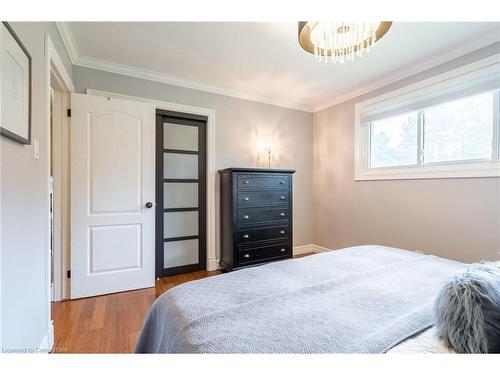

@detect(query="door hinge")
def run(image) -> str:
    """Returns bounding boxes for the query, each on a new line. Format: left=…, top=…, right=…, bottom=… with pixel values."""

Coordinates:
left=67, top=270, right=71, bottom=279
left=67, top=108, right=71, bottom=117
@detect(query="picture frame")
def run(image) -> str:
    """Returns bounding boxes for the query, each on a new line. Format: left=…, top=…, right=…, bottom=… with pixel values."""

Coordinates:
left=1, top=21, right=32, bottom=145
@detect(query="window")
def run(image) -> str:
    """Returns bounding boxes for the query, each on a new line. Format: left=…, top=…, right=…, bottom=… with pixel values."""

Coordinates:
left=370, top=112, right=418, bottom=168
left=369, top=90, right=498, bottom=168
left=355, top=55, right=500, bottom=180
left=423, top=92, right=494, bottom=163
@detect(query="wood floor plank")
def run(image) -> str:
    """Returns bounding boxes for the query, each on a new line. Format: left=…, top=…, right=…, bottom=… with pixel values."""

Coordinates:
left=89, top=296, right=106, bottom=330
left=51, top=253, right=315, bottom=353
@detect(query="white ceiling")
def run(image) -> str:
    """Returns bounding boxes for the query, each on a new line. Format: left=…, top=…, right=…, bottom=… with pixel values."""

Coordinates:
left=62, top=22, right=500, bottom=111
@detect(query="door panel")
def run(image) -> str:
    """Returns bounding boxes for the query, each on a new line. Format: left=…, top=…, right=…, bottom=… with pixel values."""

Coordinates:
left=163, top=153, right=198, bottom=179
left=163, top=122, right=198, bottom=151
left=89, top=224, right=142, bottom=273
left=163, top=239, right=199, bottom=268
left=89, top=112, right=142, bottom=214
left=71, top=93, right=155, bottom=299
left=163, top=182, right=198, bottom=208
left=156, top=110, right=207, bottom=277
left=163, top=211, right=199, bottom=238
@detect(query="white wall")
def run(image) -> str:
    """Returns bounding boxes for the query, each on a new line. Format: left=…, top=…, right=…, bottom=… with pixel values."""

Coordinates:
left=72, top=67, right=315, bottom=249
left=0, top=22, right=71, bottom=350
left=313, top=42, right=500, bottom=263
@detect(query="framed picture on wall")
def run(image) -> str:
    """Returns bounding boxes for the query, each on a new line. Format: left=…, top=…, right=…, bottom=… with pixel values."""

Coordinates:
left=1, top=21, right=32, bottom=145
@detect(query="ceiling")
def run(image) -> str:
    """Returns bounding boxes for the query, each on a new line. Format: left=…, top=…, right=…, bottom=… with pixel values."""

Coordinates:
left=61, top=22, right=500, bottom=112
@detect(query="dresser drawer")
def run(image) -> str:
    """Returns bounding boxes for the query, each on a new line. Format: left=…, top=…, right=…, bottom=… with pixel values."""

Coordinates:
left=237, top=190, right=289, bottom=207
left=237, top=174, right=289, bottom=189
left=238, top=207, right=289, bottom=226
left=238, top=244, right=291, bottom=265
left=219, top=168, right=294, bottom=271
left=237, top=226, right=289, bottom=244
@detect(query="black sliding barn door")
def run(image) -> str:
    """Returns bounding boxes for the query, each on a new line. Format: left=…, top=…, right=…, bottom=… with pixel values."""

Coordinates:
left=156, top=109, right=207, bottom=277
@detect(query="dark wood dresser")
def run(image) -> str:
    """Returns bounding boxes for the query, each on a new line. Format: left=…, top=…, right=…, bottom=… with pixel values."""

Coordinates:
left=218, top=168, right=295, bottom=271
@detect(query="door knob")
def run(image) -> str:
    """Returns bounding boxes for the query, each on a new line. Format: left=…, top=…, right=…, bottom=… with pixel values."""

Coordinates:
left=145, top=202, right=153, bottom=208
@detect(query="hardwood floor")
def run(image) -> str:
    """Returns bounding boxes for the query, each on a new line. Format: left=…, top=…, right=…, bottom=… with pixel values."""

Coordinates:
left=52, top=253, right=314, bottom=353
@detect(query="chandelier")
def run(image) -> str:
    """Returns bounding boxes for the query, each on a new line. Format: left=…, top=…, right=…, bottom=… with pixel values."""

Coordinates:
left=298, top=22, right=392, bottom=63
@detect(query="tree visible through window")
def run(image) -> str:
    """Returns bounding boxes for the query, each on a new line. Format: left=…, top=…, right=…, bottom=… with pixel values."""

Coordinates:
left=423, top=92, right=493, bottom=163
left=369, top=90, right=499, bottom=169
left=370, top=112, right=418, bottom=168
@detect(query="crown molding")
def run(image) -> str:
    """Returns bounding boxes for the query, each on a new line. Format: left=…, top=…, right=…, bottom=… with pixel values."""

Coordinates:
left=55, top=23, right=312, bottom=112
left=73, top=55, right=313, bottom=112
left=56, top=21, right=500, bottom=114
left=313, top=32, right=500, bottom=112
left=55, top=22, right=79, bottom=64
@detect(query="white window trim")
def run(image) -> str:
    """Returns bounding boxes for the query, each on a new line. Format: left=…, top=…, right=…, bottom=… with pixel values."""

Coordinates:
left=354, top=54, right=500, bottom=181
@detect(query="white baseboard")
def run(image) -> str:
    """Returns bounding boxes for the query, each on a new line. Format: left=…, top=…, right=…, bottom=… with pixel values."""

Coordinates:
left=294, top=244, right=333, bottom=255
left=293, top=244, right=315, bottom=255
left=207, top=258, right=220, bottom=271
left=311, top=244, right=332, bottom=253
left=39, top=321, right=54, bottom=353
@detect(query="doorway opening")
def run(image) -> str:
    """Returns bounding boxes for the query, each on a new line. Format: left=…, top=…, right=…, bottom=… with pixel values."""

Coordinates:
left=156, top=109, right=208, bottom=277
left=49, top=70, right=71, bottom=301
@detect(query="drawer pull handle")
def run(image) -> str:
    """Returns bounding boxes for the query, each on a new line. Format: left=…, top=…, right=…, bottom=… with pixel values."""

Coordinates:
left=243, top=180, right=249, bottom=184
left=280, top=212, right=285, bottom=217
left=243, top=234, right=249, bottom=239
left=280, top=230, right=285, bottom=234
left=243, top=253, right=250, bottom=258
left=280, top=196, right=285, bottom=200
left=244, top=197, right=249, bottom=201
left=243, top=215, right=249, bottom=219
left=280, top=248, right=286, bottom=253
left=280, top=180, right=285, bottom=184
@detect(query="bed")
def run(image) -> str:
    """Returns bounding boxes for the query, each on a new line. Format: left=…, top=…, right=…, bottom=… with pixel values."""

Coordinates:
left=135, top=245, right=466, bottom=353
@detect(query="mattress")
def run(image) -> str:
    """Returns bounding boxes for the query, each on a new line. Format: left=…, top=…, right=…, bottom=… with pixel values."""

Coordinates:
left=136, top=245, right=465, bottom=353
left=389, top=327, right=453, bottom=353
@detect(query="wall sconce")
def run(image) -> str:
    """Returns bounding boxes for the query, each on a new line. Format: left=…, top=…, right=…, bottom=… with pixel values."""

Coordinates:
left=256, top=138, right=273, bottom=168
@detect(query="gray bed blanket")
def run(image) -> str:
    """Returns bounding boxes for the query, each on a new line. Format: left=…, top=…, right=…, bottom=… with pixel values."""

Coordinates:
left=135, top=245, right=466, bottom=353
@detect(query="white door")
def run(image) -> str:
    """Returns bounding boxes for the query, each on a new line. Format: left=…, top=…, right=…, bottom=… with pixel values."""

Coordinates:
left=71, top=93, right=155, bottom=299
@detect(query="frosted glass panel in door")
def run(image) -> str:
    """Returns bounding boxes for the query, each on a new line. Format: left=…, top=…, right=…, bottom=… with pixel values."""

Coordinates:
left=164, top=183, right=198, bottom=208
left=164, top=211, right=198, bottom=238
left=164, top=239, right=199, bottom=268
left=164, top=123, right=198, bottom=151
left=163, top=153, right=198, bottom=179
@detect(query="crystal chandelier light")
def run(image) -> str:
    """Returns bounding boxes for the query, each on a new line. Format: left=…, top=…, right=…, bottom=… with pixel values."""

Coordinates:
left=298, top=22, right=392, bottom=64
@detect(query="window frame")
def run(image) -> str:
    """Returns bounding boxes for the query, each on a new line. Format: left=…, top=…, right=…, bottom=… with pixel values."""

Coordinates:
left=354, top=54, right=500, bottom=181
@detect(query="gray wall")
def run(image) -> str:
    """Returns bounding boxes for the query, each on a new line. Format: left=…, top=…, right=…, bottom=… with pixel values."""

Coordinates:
left=73, top=66, right=314, bottom=249
left=2, top=22, right=498, bottom=352
left=313, top=42, right=500, bottom=263
left=1, top=22, right=72, bottom=349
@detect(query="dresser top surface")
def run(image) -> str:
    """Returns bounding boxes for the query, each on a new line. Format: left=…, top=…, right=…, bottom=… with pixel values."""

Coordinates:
left=218, top=167, right=295, bottom=174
